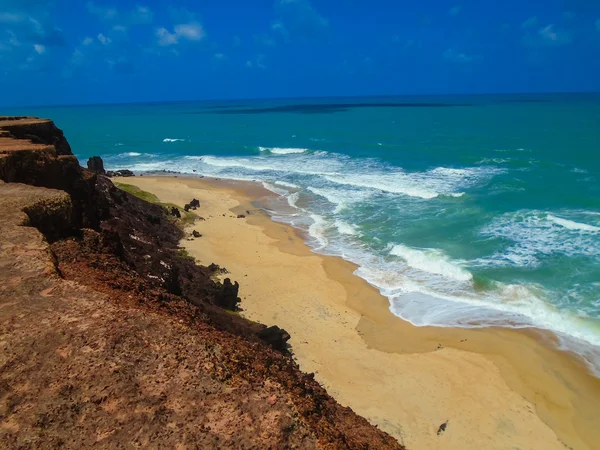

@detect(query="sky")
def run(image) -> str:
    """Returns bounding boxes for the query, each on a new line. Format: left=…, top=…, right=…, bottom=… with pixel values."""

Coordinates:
left=1, top=0, right=600, bottom=106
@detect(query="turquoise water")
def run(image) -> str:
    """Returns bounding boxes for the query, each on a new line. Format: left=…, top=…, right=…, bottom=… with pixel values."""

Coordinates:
left=10, top=94, right=600, bottom=371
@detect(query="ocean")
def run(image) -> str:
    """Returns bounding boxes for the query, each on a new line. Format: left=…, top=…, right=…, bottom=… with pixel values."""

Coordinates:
left=10, top=93, right=600, bottom=372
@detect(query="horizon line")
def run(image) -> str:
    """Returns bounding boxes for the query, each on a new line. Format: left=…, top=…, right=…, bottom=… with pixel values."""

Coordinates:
left=3, top=90, right=600, bottom=111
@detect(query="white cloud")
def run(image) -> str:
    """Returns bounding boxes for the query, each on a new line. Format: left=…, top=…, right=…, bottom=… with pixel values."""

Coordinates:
left=214, top=52, right=226, bottom=60
left=539, top=24, right=572, bottom=45
left=71, top=48, right=84, bottom=65
left=0, top=12, right=26, bottom=23
left=246, top=54, right=266, bottom=69
left=97, top=33, right=112, bottom=45
left=132, top=5, right=153, bottom=24
left=276, top=0, right=328, bottom=35
left=87, top=1, right=119, bottom=21
left=449, top=5, right=461, bottom=16
left=33, top=43, right=45, bottom=54
left=443, top=48, right=477, bottom=63
left=521, top=16, right=538, bottom=29
left=174, top=23, right=204, bottom=40
left=156, top=28, right=178, bottom=46
left=156, top=22, right=205, bottom=46
left=82, top=37, right=94, bottom=46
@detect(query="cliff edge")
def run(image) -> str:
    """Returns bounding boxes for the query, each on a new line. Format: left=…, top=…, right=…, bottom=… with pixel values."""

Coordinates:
left=0, top=117, right=403, bottom=449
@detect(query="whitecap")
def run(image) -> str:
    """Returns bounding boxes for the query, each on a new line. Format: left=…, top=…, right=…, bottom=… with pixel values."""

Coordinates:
left=389, top=244, right=473, bottom=281
left=548, top=215, right=600, bottom=233
left=259, top=146, right=308, bottom=155
left=334, top=220, right=360, bottom=236
left=163, top=138, right=186, bottom=143
left=477, top=210, right=600, bottom=267
left=308, top=214, right=329, bottom=249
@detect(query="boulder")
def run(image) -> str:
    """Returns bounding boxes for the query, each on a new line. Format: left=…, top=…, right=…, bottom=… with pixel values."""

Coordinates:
left=258, top=326, right=291, bottom=352
left=86, top=156, right=105, bottom=174
left=114, top=169, right=134, bottom=177
left=170, top=207, right=181, bottom=218
left=215, top=278, right=240, bottom=310
left=189, top=198, right=200, bottom=209
left=192, top=230, right=202, bottom=238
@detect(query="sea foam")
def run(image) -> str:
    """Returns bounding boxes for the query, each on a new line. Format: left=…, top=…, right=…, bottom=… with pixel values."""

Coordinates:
left=389, top=244, right=473, bottom=281
left=259, top=146, right=308, bottom=155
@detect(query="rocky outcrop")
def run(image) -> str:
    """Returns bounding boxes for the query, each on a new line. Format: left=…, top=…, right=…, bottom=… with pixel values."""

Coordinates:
left=0, top=117, right=403, bottom=449
left=0, top=117, right=102, bottom=234
left=86, top=156, right=105, bottom=174
left=106, top=169, right=134, bottom=177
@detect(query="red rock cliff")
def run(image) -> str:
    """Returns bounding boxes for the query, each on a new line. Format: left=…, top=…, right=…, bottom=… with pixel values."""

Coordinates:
left=0, top=117, right=404, bottom=449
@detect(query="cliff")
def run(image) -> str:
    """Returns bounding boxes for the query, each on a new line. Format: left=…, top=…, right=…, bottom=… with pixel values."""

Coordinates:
left=0, top=117, right=403, bottom=449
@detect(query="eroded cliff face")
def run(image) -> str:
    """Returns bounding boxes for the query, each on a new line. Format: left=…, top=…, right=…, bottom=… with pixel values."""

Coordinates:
left=0, top=117, right=101, bottom=235
left=0, top=117, right=403, bottom=449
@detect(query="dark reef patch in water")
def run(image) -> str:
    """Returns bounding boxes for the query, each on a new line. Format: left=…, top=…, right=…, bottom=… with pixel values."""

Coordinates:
left=190, top=102, right=473, bottom=115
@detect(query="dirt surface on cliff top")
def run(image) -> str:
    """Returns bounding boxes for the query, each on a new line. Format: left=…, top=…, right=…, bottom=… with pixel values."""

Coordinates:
left=0, top=118, right=403, bottom=449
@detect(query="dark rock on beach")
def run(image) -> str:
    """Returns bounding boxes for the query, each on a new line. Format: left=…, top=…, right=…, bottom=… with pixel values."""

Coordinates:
left=215, top=278, right=241, bottom=310
left=170, top=206, right=181, bottom=218
left=258, top=325, right=291, bottom=352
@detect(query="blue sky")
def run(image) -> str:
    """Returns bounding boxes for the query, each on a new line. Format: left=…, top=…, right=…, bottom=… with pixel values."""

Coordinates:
left=1, top=0, right=599, bottom=106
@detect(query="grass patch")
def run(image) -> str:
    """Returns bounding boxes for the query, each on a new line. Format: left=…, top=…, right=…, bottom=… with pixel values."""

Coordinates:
left=177, top=248, right=196, bottom=262
left=114, top=182, right=196, bottom=228
left=114, top=182, right=160, bottom=203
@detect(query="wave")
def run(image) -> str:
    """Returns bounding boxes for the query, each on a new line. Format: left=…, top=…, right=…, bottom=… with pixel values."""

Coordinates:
left=389, top=244, right=473, bottom=281
left=105, top=148, right=600, bottom=373
left=476, top=210, right=600, bottom=268
left=571, top=167, right=588, bottom=174
left=307, top=186, right=369, bottom=213
left=308, top=214, right=329, bottom=249
left=334, top=220, right=360, bottom=236
left=353, top=257, right=600, bottom=373
left=274, top=180, right=300, bottom=189
left=163, top=138, right=186, bottom=143
left=547, top=214, right=600, bottom=233
left=287, top=192, right=300, bottom=209
left=324, top=173, right=439, bottom=199
left=259, top=146, right=308, bottom=155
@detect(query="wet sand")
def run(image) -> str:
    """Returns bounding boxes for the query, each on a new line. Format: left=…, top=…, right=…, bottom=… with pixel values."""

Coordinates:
left=117, top=175, right=600, bottom=450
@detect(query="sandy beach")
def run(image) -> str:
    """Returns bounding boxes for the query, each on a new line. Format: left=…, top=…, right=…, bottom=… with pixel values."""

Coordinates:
left=118, top=175, right=600, bottom=450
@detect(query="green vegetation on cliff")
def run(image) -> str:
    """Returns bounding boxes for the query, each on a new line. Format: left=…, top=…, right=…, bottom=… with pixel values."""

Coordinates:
left=114, top=182, right=196, bottom=227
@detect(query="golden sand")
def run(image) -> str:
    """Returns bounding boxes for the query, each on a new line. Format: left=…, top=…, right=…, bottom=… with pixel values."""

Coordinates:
left=118, top=176, right=600, bottom=450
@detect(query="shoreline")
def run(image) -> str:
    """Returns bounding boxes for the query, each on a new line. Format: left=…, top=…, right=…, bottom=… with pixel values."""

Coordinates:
left=117, top=175, right=600, bottom=450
